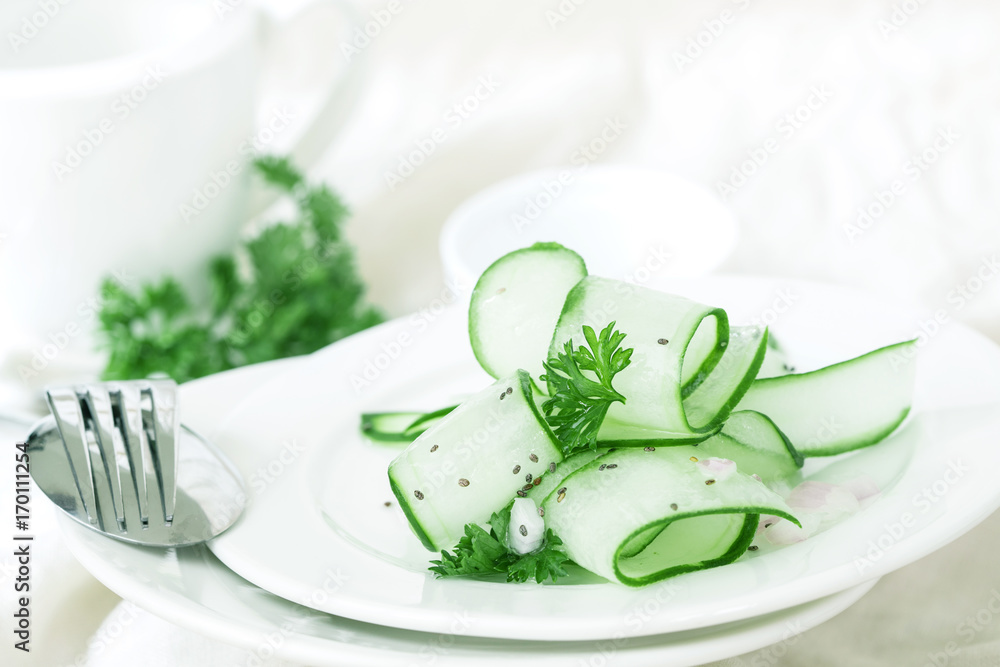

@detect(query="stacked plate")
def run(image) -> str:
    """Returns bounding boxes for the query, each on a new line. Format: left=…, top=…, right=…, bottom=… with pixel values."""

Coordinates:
left=58, top=270, right=1000, bottom=667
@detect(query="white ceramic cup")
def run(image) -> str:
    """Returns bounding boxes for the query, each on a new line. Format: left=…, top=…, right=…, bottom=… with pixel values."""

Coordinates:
left=0, top=0, right=363, bottom=388
left=439, top=164, right=740, bottom=295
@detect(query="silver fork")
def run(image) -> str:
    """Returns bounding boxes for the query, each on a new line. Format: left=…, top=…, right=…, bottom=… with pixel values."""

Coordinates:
left=28, top=379, right=245, bottom=546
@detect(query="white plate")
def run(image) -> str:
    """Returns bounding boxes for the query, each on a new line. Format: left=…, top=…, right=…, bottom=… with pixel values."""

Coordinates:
left=57, top=357, right=879, bottom=667
left=208, top=275, right=1000, bottom=641
left=60, top=518, right=878, bottom=667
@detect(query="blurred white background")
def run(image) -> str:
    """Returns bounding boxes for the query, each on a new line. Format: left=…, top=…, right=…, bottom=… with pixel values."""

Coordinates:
left=321, top=0, right=999, bottom=341
left=2, top=0, right=999, bottom=665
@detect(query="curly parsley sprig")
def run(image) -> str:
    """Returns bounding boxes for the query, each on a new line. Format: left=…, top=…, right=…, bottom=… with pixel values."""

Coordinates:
left=429, top=505, right=570, bottom=584
left=540, top=321, right=633, bottom=455
left=97, top=156, right=384, bottom=382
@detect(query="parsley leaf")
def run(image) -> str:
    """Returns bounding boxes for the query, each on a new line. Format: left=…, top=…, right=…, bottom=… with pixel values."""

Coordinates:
left=429, top=506, right=570, bottom=584
left=428, top=523, right=510, bottom=578
left=505, top=531, right=570, bottom=583
left=97, top=156, right=384, bottom=382
left=540, top=321, right=633, bottom=455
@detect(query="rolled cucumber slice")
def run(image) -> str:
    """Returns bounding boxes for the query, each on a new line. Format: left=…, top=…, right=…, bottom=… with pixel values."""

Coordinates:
left=469, top=243, right=588, bottom=380
left=697, top=410, right=803, bottom=484
left=526, top=448, right=605, bottom=505
left=360, top=405, right=458, bottom=443
left=388, top=370, right=563, bottom=551
left=756, top=334, right=795, bottom=379
left=551, top=277, right=768, bottom=443
left=540, top=446, right=798, bottom=586
left=737, top=340, right=917, bottom=457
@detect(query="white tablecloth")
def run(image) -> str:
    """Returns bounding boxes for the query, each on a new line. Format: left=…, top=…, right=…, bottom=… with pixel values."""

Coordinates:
left=5, top=0, right=1000, bottom=665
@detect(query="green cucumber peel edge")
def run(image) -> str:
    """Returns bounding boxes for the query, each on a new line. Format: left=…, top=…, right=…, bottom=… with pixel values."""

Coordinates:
left=468, top=242, right=587, bottom=379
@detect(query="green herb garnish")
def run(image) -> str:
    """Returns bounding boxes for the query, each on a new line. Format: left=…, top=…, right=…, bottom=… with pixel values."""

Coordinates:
left=97, top=156, right=384, bottom=382
left=430, top=505, right=570, bottom=584
left=540, top=321, right=633, bottom=455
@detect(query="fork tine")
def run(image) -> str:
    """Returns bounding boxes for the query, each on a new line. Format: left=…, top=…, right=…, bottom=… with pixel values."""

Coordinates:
left=145, top=380, right=179, bottom=523
left=45, top=387, right=100, bottom=526
left=112, top=383, right=150, bottom=525
left=82, top=386, right=126, bottom=531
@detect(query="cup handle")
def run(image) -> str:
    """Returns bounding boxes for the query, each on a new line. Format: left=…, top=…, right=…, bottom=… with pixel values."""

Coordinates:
left=247, top=0, right=366, bottom=214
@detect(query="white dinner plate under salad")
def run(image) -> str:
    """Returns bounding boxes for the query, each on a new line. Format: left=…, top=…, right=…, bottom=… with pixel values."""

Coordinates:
left=57, top=356, right=880, bottom=667
left=207, top=275, right=1000, bottom=641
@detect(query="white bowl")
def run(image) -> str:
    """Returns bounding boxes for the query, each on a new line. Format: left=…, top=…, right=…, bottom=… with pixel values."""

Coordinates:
left=439, top=164, right=739, bottom=292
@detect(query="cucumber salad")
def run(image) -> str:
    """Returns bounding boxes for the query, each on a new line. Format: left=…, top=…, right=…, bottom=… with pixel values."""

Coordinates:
left=362, top=243, right=917, bottom=587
